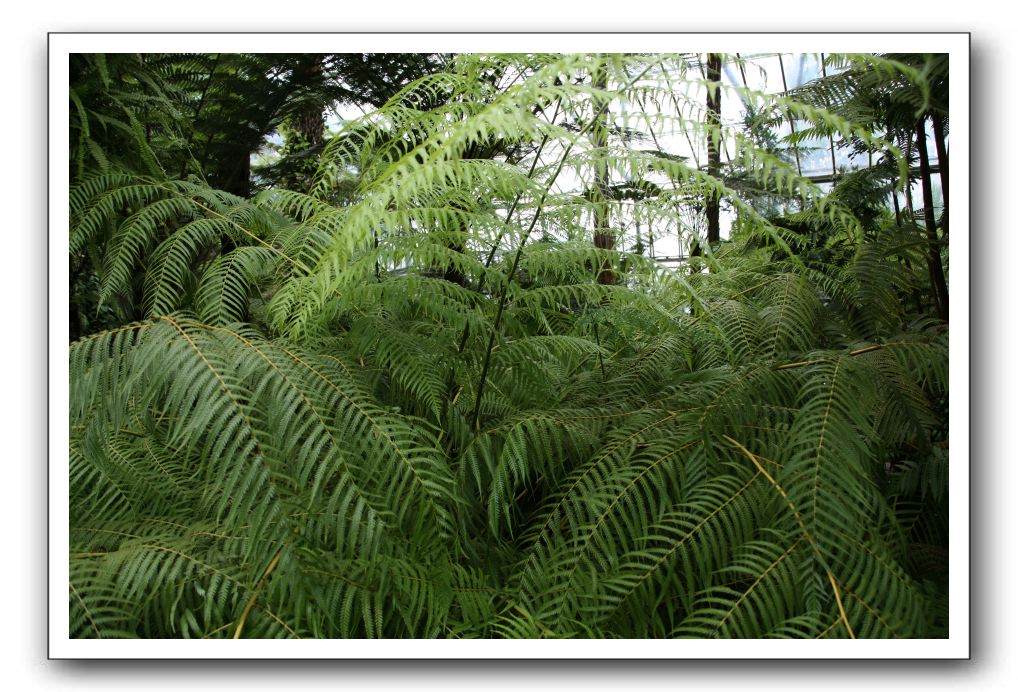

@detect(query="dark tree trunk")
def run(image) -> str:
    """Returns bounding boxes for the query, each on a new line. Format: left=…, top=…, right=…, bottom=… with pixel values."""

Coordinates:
left=294, top=55, right=326, bottom=147
left=890, top=121, right=903, bottom=229
left=932, top=111, right=949, bottom=237
left=593, top=230, right=615, bottom=284
left=224, top=154, right=251, bottom=199
left=70, top=302, right=81, bottom=342
left=915, top=118, right=949, bottom=321
left=820, top=54, right=837, bottom=177
left=69, top=256, right=83, bottom=342
left=705, top=52, right=722, bottom=248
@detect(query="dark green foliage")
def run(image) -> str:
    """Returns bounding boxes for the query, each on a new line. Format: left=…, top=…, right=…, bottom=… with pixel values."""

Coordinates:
left=68, top=52, right=949, bottom=639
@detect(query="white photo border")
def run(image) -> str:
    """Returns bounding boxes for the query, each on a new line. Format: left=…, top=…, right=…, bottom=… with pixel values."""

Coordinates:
left=49, top=32, right=970, bottom=659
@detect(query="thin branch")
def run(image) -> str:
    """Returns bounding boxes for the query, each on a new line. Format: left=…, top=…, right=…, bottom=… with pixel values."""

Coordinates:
left=470, top=60, right=656, bottom=431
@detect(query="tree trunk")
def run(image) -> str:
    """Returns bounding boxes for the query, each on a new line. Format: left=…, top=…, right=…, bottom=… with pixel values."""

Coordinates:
left=915, top=118, right=949, bottom=321
left=932, top=111, right=949, bottom=237
left=592, top=62, right=614, bottom=284
left=705, top=52, right=722, bottom=248
left=820, top=54, right=838, bottom=177
left=224, top=154, right=251, bottom=199
left=294, top=55, right=326, bottom=146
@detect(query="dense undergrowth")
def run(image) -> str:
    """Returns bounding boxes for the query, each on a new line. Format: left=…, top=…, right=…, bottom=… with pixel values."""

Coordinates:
left=68, top=52, right=949, bottom=638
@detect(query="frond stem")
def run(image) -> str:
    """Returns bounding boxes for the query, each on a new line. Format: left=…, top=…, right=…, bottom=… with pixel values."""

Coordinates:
left=774, top=343, right=883, bottom=371
left=232, top=545, right=285, bottom=639
left=827, top=570, right=857, bottom=640
left=723, top=434, right=855, bottom=639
